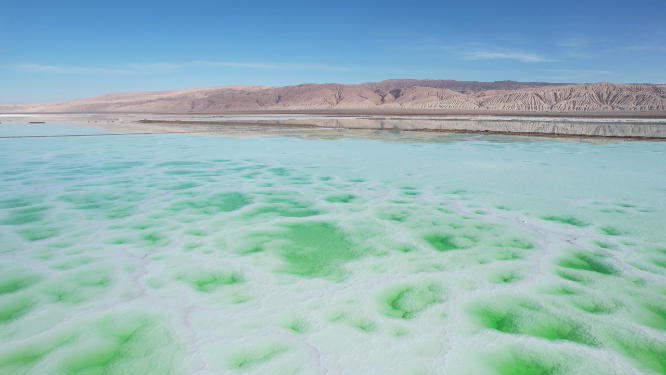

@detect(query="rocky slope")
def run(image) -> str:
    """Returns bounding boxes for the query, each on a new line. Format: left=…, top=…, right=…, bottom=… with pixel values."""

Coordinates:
left=2, top=80, right=666, bottom=113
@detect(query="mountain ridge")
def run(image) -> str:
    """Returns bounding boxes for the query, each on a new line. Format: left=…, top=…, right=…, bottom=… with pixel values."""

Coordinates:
left=2, top=80, right=666, bottom=113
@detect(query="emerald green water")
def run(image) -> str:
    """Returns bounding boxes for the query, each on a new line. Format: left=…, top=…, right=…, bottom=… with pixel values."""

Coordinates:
left=1, top=124, right=666, bottom=374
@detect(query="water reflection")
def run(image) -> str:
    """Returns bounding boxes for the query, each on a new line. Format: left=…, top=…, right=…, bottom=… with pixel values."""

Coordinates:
left=266, top=117, right=666, bottom=139
left=3, top=115, right=666, bottom=144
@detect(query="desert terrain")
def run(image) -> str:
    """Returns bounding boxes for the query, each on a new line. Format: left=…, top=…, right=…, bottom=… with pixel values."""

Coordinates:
left=2, top=79, right=666, bottom=115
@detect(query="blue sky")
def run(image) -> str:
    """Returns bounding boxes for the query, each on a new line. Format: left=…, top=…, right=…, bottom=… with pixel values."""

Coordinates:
left=1, top=0, right=665, bottom=103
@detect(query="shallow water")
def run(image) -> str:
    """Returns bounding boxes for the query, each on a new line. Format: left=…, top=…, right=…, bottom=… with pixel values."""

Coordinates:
left=1, top=123, right=666, bottom=375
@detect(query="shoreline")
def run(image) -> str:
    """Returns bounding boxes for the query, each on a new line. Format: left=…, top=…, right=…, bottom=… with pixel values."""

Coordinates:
left=3, top=109, right=666, bottom=119
left=3, top=113, right=666, bottom=140
left=2, top=125, right=664, bottom=142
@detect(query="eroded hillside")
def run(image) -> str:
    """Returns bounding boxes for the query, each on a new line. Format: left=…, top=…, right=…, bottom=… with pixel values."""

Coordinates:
left=2, top=80, right=665, bottom=113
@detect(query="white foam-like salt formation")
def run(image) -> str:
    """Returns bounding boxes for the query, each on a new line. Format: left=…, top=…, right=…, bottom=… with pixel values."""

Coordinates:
left=1, top=123, right=665, bottom=374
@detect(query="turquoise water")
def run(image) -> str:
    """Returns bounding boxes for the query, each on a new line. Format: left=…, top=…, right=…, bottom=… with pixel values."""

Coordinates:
left=1, top=123, right=666, bottom=375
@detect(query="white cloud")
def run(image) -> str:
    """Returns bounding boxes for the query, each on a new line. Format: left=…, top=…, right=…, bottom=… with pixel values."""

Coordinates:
left=12, top=64, right=122, bottom=74
left=411, top=40, right=556, bottom=63
left=555, top=38, right=589, bottom=48
left=553, top=38, right=601, bottom=59
left=623, top=43, right=666, bottom=52
left=11, top=63, right=180, bottom=74
left=542, top=69, right=611, bottom=75
left=195, top=61, right=349, bottom=71
left=123, top=63, right=182, bottom=73
left=461, top=51, right=554, bottom=62
left=536, top=69, right=614, bottom=81
left=8, top=61, right=349, bottom=74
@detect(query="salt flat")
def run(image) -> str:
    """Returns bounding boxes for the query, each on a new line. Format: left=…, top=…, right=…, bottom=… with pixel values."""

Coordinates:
left=2, top=113, right=666, bottom=139
left=1, top=122, right=665, bottom=374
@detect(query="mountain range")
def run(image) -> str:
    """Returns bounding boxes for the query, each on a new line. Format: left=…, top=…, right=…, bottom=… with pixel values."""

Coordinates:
left=2, top=80, right=666, bottom=113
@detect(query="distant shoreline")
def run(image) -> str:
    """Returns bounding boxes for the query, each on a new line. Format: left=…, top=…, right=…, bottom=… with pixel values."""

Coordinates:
left=3, top=109, right=666, bottom=119
left=2, top=113, right=666, bottom=140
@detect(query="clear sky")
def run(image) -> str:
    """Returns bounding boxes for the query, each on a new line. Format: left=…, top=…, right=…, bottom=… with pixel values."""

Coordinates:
left=1, top=0, right=665, bottom=103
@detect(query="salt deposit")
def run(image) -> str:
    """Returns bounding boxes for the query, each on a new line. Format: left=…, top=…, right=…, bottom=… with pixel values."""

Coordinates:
left=1, top=123, right=665, bottom=374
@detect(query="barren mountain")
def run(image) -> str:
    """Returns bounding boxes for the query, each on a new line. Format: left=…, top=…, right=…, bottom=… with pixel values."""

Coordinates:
left=360, top=79, right=571, bottom=99
left=2, top=80, right=666, bottom=113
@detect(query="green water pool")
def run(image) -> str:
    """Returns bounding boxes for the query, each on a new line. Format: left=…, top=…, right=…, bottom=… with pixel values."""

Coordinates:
left=1, top=123, right=665, bottom=374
